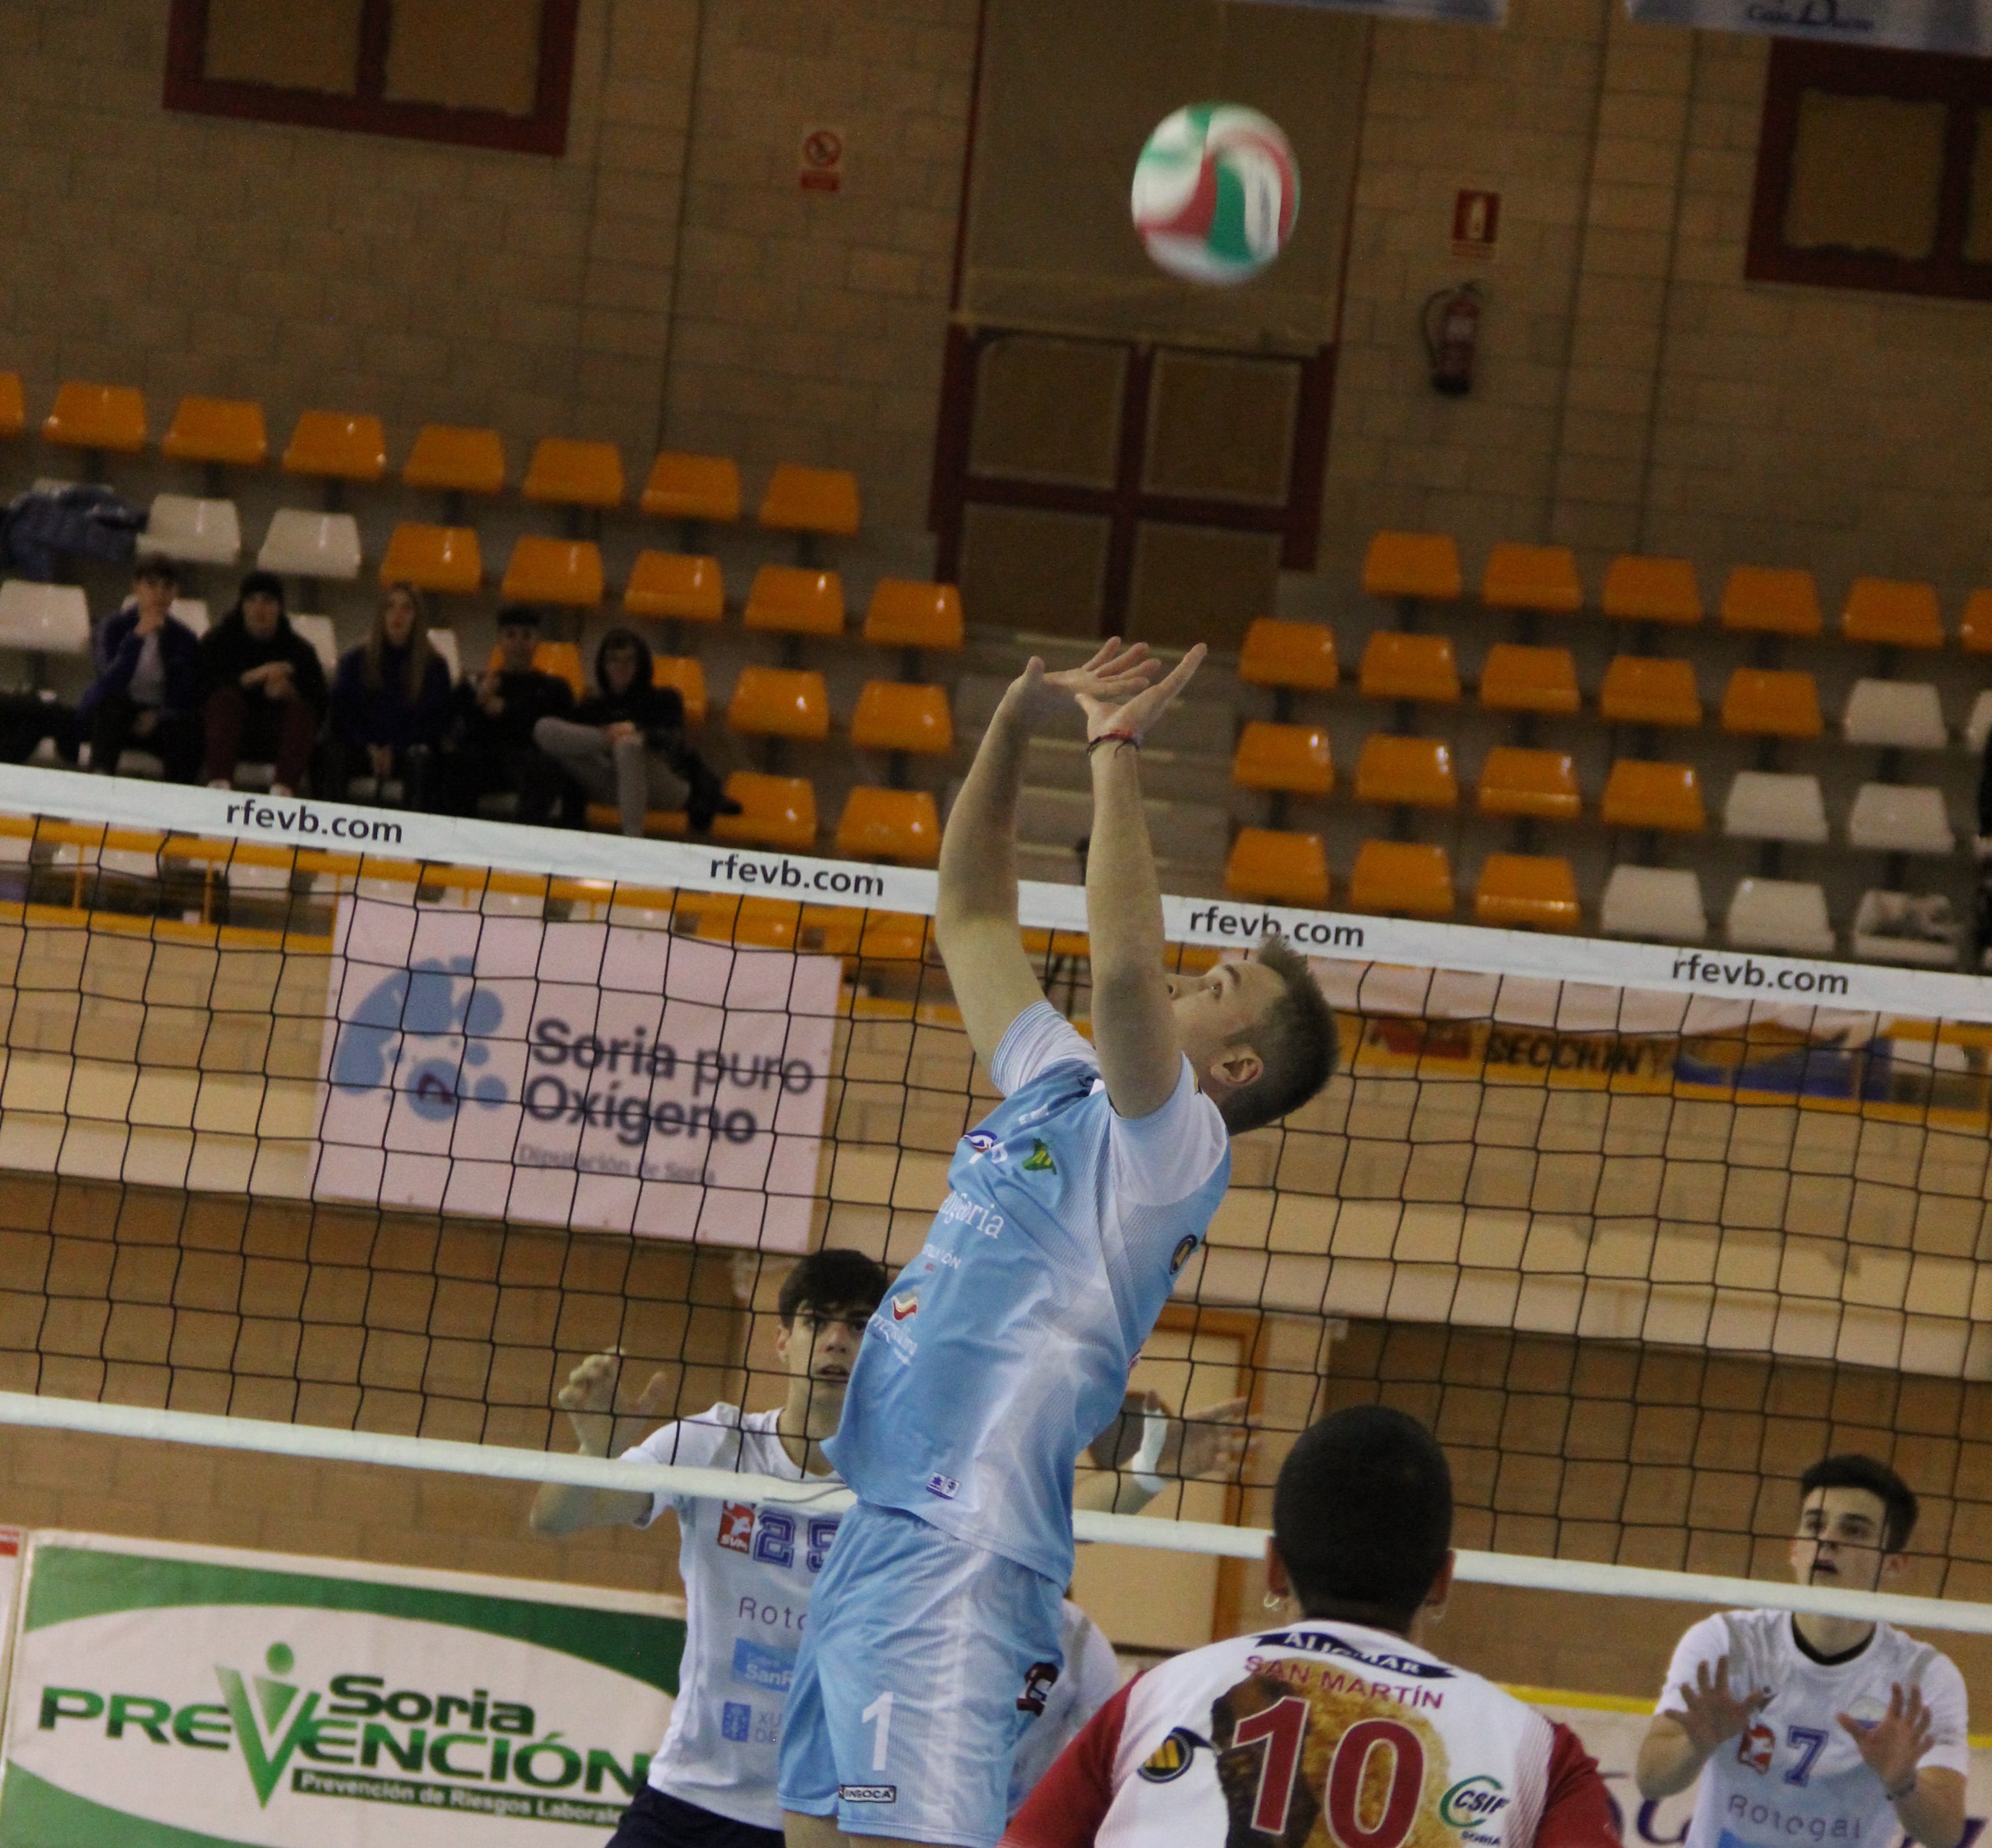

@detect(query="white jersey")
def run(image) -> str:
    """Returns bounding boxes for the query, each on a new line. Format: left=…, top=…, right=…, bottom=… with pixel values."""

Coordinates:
left=1658, top=1609, right=1968, bottom=1848
left=624, top=1405, right=843, bottom=1831
left=1007, top=1601, right=1121, bottom=1813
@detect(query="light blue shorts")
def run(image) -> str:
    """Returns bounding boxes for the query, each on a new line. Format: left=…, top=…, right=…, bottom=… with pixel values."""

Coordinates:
left=775, top=1503, right=1064, bottom=1847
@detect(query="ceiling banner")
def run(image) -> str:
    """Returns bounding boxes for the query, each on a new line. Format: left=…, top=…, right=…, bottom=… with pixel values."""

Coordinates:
left=1624, top=0, right=1992, bottom=54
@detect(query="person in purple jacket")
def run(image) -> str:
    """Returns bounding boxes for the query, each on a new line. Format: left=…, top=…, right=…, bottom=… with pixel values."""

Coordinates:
left=81, top=558, right=203, bottom=781
left=328, top=582, right=453, bottom=808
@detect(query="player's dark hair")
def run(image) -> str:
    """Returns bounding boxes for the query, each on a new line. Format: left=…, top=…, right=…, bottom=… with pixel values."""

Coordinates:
left=1274, top=1404, right=1452, bottom=1632
left=777, top=1248, right=890, bottom=1327
left=1799, top=1454, right=1918, bottom=1552
left=133, top=557, right=180, bottom=587
left=1216, top=936, right=1340, bottom=1136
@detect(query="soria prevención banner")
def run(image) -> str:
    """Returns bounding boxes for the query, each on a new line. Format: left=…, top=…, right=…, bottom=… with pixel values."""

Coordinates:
left=1624, top=0, right=1992, bottom=54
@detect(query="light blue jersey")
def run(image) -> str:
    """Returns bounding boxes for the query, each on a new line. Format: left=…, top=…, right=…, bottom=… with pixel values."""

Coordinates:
left=825, top=1001, right=1230, bottom=1586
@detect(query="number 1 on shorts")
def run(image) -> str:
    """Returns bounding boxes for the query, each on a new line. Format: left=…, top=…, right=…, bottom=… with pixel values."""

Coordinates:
left=862, top=1692, right=894, bottom=1772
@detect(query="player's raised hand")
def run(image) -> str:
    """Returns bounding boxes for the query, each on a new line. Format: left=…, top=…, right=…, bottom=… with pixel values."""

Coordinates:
left=1673, top=1655, right=1768, bottom=1754
left=1165, top=1395, right=1258, bottom=1481
left=1839, top=1682, right=1933, bottom=1797
left=557, top=1349, right=624, bottom=1414
left=1076, top=642, right=1207, bottom=746
left=1001, top=638, right=1161, bottom=727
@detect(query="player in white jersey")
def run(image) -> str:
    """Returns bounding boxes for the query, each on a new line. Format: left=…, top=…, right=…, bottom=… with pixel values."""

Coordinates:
left=530, top=1249, right=890, bottom=1848
left=1636, top=1454, right=1967, bottom=1848
left=1001, top=1403, right=1620, bottom=1848
left=779, top=639, right=1340, bottom=1848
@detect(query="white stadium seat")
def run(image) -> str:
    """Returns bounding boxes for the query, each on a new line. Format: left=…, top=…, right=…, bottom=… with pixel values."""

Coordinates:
left=1723, top=771, right=1828, bottom=844
left=1846, top=784, right=1954, bottom=854
left=1600, top=866, right=1707, bottom=943
left=1726, top=878, right=1835, bottom=955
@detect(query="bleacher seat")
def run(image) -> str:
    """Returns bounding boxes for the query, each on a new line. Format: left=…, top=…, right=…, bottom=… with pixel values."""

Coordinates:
left=427, top=627, right=461, bottom=684
left=1362, top=531, right=1462, bottom=603
left=1479, top=644, right=1580, bottom=714
left=850, top=683, right=952, bottom=756
left=642, top=453, right=741, bottom=524
left=1843, top=577, right=1943, bottom=649
left=1852, top=890, right=1961, bottom=967
left=282, top=412, right=386, bottom=481
left=1477, top=747, right=1580, bottom=819
left=1847, top=784, right=1955, bottom=854
left=728, top=667, right=831, bottom=740
left=1350, top=842, right=1454, bottom=917
left=1224, top=830, right=1329, bottom=906
left=1727, top=879, right=1835, bottom=955
left=1602, top=555, right=1702, bottom=626
left=43, top=382, right=146, bottom=454
left=1360, top=633, right=1460, bottom=703
left=585, top=803, right=687, bottom=839
left=0, top=374, right=23, bottom=439
left=858, top=912, right=931, bottom=962
left=1232, top=722, right=1333, bottom=796
left=1721, top=668, right=1822, bottom=738
left=289, top=615, right=339, bottom=676
left=1355, top=736, right=1458, bottom=808
left=835, top=789, right=942, bottom=864
left=1843, top=679, right=1946, bottom=748
left=404, top=426, right=506, bottom=497
left=733, top=898, right=800, bottom=952
left=711, top=774, right=818, bottom=851
left=1482, top=543, right=1582, bottom=613
left=1237, top=618, right=1338, bottom=692
left=759, top=464, right=860, bottom=537
left=138, top=494, right=241, bottom=567
left=1967, top=690, right=1992, bottom=754
left=524, top=438, right=625, bottom=509
left=380, top=524, right=481, bottom=596
left=1723, top=771, right=1829, bottom=843
left=1600, top=656, right=1701, bottom=727
left=170, top=597, right=210, bottom=635
left=653, top=656, right=708, bottom=725
left=0, top=582, right=89, bottom=655
left=1962, top=590, right=1992, bottom=654
left=1720, top=566, right=1821, bottom=636
left=258, top=511, right=362, bottom=580
left=865, top=581, right=964, bottom=654
left=744, top=566, right=844, bottom=637
left=161, top=396, right=266, bottom=468
left=502, top=537, right=603, bottom=608
left=1600, top=866, right=1707, bottom=942
left=1474, top=854, right=1580, bottom=931
left=1602, top=761, right=1705, bottom=831
left=625, top=552, right=725, bottom=624
left=487, top=641, right=586, bottom=702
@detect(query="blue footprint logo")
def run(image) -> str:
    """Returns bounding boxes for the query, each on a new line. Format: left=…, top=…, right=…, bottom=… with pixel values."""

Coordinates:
left=332, top=957, right=510, bottom=1121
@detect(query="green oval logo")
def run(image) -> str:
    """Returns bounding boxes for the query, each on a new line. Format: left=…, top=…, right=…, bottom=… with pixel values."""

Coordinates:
left=1440, top=1775, right=1509, bottom=1828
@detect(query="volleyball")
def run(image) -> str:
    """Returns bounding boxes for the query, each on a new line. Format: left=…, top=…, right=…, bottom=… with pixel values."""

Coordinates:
left=1130, top=103, right=1299, bottom=285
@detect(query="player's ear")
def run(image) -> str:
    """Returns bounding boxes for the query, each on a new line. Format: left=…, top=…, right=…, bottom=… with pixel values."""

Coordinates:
left=773, top=1317, right=795, bottom=1367
left=1879, top=1549, right=1908, bottom=1585
left=1208, top=1043, right=1263, bottom=1091
left=1421, top=1550, right=1456, bottom=1623
left=1264, top=1537, right=1291, bottom=1601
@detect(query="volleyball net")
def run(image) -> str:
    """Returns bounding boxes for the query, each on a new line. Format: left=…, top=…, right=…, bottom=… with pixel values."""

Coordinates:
left=2, top=763, right=1991, bottom=1628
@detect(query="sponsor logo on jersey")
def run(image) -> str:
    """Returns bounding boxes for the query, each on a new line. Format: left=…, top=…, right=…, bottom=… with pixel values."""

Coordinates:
left=925, top=1472, right=960, bottom=1500
left=1023, top=1140, right=1056, bottom=1173
left=721, top=1700, right=752, bottom=1742
left=1738, top=1721, right=1775, bottom=1773
left=1170, top=1234, right=1199, bottom=1276
left=1138, top=1726, right=1204, bottom=1783
left=1017, top=1659, right=1061, bottom=1715
left=891, top=1290, right=919, bottom=1322
left=732, top=1638, right=797, bottom=1691
left=1256, top=1629, right=1456, bottom=1680
left=1440, top=1775, right=1510, bottom=1828
left=718, top=1501, right=756, bottom=1553
left=840, top=1785, right=898, bottom=1802
left=965, top=1131, right=1007, bottom=1164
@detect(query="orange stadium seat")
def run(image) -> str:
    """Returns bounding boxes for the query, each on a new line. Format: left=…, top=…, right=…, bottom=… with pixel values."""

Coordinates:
left=1962, top=590, right=1992, bottom=654
left=1482, top=543, right=1581, bottom=613
left=760, top=464, right=860, bottom=536
left=0, top=374, right=24, bottom=439
left=484, top=641, right=587, bottom=702
left=380, top=524, right=481, bottom=596
left=642, top=451, right=741, bottom=524
left=1356, top=736, right=1458, bottom=809
left=403, top=425, right=506, bottom=497
left=733, top=897, right=801, bottom=951
left=584, top=803, right=688, bottom=838
left=44, top=381, right=146, bottom=453
left=1477, top=747, right=1580, bottom=820
left=1721, top=566, right=1821, bottom=636
left=1475, top=854, right=1580, bottom=931
left=1722, top=668, right=1822, bottom=738
left=1237, top=618, right=1338, bottom=693
left=728, top=667, right=830, bottom=740
left=858, top=913, right=932, bottom=961
left=851, top=682, right=952, bottom=755
left=1600, top=656, right=1701, bottom=727
left=624, top=552, right=725, bottom=624
left=1362, top=531, right=1462, bottom=603
left=652, top=656, right=707, bottom=725
left=161, top=396, right=266, bottom=467
left=1479, top=644, right=1579, bottom=714
left=1602, top=760, right=1705, bottom=832
left=1224, top=830, right=1329, bottom=906
left=283, top=411, right=386, bottom=480
left=1842, top=577, right=1944, bottom=649
left=1602, top=555, right=1702, bottom=626
left=524, top=437, right=625, bottom=509
left=502, top=537, right=603, bottom=608
left=1232, top=722, right=1333, bottom=796
left=711, top=774, right=818, bottom=852
left=864, top=581, right=964, bottom=654
left=1350, top=842, right=1454, bottom=918
left=1360, top=633, right=1460, bottom=703
left=745, top=566, right=844, bottom=637
left=835, top=789, right=942, bottom=864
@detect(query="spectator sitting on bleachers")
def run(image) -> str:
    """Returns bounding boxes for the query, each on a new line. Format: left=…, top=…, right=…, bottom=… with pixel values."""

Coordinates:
left=328, top=582, right=451, bottom=809
left=80, top=558, right=201, bottom=781
left=198, top=569, right=327, bottom=797
left=436, top=603, right=574, bottom=818
left=525, top=626, right=736, bottom=837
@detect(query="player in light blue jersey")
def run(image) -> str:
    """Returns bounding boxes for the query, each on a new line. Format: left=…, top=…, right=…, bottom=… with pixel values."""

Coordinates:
left=780, top=639, right=1340, bottom=1848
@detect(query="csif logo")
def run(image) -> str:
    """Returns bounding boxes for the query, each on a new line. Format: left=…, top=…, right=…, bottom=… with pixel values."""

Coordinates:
left=1440, top=1774, right=1510, bottom=1828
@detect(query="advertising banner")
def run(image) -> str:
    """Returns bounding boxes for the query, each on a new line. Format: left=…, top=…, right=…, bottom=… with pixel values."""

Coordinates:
left=1623, top=0, right=1992, bottom=55
left=1231, top=0, right=1508, bottom=25
left=0, top=1531, right=685, bottom=1848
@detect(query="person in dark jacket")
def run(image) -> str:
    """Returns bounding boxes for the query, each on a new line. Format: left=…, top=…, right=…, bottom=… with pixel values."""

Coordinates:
left=328, top=582, right=453, bottom=808
left=437, top=604, right=575, bottom=816
left=80, top=558, right=202, bottom=781
left=525, top=627, right=735, bottom=835
left=198, top=569, right=327, bottom=796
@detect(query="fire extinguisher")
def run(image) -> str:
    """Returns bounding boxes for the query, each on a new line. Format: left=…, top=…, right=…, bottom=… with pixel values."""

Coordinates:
left=1422, top=282, right=1483, bottom=397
